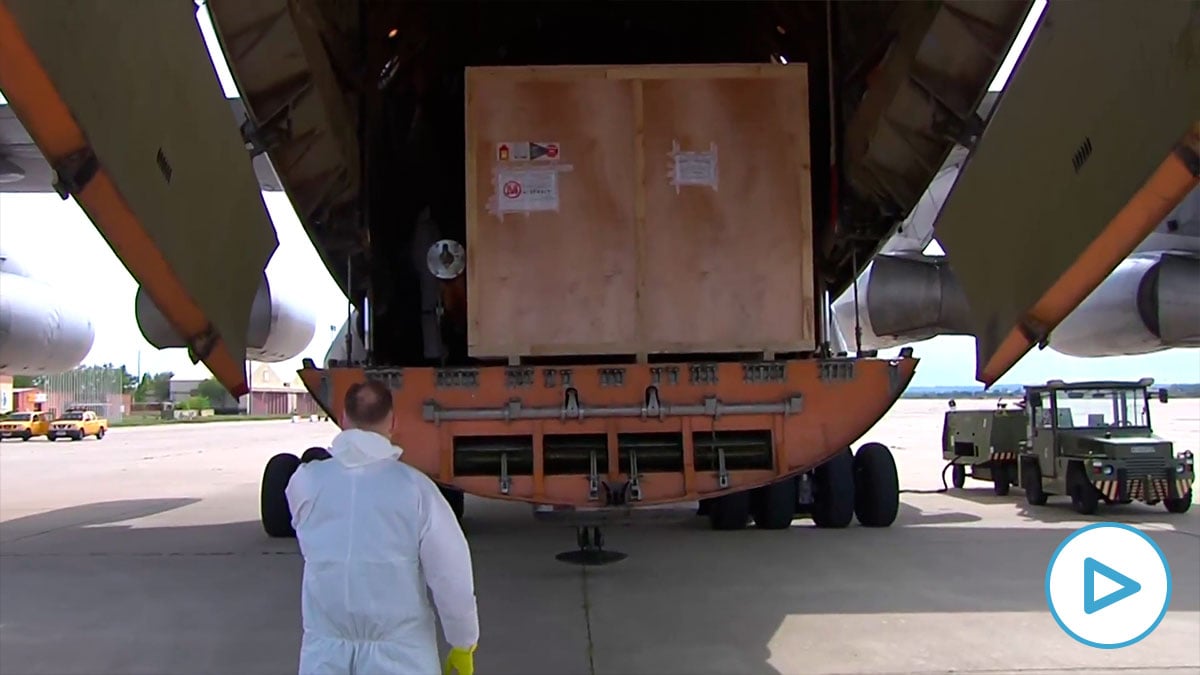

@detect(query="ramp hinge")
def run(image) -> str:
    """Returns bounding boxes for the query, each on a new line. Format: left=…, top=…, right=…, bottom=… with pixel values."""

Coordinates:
left=499, top=452, right=511, bottom=495
left=628, top=449, right=642, bottom=501
left=186, top=324, right=219, bottom=364
left=717, top=446, right=730, bottom=488
left=51, top=148, right=99, bottom=201
left=587, top=450, right=600, bottom=501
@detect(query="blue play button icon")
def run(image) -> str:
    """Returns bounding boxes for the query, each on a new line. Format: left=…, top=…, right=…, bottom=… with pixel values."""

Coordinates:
left=1046, top=523, right=1172, bottom=649
left=1083, top=557, right=1141, bottom=614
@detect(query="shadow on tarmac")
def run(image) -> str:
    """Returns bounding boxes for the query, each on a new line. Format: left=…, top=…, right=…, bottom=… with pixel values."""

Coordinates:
left=0, top=497, right=1197, bottom=675
left=944, top=485, right=1200, bottom=532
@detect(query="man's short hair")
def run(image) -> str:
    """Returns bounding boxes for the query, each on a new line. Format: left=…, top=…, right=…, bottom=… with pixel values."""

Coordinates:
left=344, top=380, right=393, bottom=427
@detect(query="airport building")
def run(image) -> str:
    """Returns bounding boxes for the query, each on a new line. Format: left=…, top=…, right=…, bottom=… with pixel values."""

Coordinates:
left=169, top=363, right=320, bottom=417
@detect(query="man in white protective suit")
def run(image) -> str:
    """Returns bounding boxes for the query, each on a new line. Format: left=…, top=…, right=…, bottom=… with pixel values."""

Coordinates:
left=285, top=379, right=480, bottom=674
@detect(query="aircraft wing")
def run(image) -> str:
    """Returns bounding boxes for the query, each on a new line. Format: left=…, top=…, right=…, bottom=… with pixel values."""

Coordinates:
left=934, top=0, right=1200, bottom=386
left=1, top=100, right=285, bottom=193
left=0, top=0, right=280, bottom=395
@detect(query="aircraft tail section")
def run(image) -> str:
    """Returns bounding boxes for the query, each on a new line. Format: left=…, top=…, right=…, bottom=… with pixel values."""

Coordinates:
left=0, top=0, right=279, bottom=395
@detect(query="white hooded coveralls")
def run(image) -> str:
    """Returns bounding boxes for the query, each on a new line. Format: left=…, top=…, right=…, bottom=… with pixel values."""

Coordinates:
left=285, top=428, right=479, bottom=674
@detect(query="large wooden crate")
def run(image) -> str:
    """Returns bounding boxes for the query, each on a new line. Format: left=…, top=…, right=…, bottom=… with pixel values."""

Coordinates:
left=465, top=64, right=815, bottom=360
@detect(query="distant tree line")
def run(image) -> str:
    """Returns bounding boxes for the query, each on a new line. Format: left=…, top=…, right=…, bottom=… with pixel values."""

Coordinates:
left=14, top=366, right=176, bottom=403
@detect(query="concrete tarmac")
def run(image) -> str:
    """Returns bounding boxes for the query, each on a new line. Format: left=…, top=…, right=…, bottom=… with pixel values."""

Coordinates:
left=1, top=399, right=1198, bottom=675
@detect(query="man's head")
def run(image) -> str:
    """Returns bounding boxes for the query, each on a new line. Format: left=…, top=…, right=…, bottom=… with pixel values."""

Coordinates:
left=342, top=380, right=395, bottom=436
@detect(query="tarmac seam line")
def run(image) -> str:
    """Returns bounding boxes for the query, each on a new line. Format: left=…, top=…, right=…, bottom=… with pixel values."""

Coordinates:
left=581, top=565, right=596, bottom=675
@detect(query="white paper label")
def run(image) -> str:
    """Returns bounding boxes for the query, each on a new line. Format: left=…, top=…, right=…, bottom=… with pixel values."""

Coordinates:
left=497, top=169, right=559, bottom=213
left=670, top=141, right=718, bottom=192
left=676, top=153, right=716, bottom=185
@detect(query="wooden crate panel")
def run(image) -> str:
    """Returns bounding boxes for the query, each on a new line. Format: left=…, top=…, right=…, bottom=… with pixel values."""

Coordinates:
left=640, top=75, right=813, bottom=352
left=466, top=75, right=639, bottom=356
left=466, top=65, right=815, bottom=359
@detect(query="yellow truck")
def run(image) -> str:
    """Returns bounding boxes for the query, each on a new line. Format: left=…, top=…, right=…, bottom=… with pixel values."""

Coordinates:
left=0, top=411, right=54, bottom=441
left=47, top=410, right=107, bottom=441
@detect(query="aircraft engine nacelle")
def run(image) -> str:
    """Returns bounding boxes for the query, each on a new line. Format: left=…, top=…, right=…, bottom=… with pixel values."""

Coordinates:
left=135, top=274, right=315, bottom=363
left=1049, top=254, right=1200, bottom=357
left=831, top=254, right=972, bottom=350
left=0, top=271, right=96, bottom=375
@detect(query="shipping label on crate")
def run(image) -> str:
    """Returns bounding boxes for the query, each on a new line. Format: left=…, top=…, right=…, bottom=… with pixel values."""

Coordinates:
left=669, top=140, right=719, bottom=193
left=496, top=168, right=559, bottom=213
left=496, top=141, right=561, bottom=162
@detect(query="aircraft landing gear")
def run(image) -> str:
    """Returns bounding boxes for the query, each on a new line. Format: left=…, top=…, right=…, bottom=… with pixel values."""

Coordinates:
left=555, top=526, right=628, bottom=566
left=261, top=452, right=301, bottom=538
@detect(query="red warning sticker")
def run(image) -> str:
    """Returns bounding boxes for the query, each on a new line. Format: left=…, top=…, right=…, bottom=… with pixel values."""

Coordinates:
left=530, top=142, right=560, bottom=161
left=502, top=180, right=523, bottom=199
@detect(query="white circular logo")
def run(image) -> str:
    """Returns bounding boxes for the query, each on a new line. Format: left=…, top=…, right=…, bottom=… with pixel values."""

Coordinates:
left=1045, top=522, right=1172, bottom=649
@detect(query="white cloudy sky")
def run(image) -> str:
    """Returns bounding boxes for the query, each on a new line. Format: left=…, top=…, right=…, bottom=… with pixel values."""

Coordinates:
left=1, top=0, right=1197, bottom=386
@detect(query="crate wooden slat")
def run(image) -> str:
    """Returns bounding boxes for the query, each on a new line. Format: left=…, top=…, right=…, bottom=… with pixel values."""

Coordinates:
left=465, top=64, right=814, bottom=360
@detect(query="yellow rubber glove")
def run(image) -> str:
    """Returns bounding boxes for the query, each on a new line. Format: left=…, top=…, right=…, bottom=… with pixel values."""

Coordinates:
left=444, top=645, right=476, bottom=675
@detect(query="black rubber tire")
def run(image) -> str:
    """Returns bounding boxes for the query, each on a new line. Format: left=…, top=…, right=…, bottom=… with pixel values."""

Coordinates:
left=96, top=428, right=105, bottom=440
left=1022, top=458, right=1048, bottom=506
left=708, top=490, right=751, bottom=530
left=951, top=464, right=966, bottom=489
left=1068, top=463, right=1098, bottom=515
left=300, top=446, right=331, bottom=463
left=751, top=478, right=798, bottom=530
left=439, top=485, right=466, bottom=521
left=992, top=463, right=1011, bottom=496
left=72, top=432, right=82, bottom=441
left=853, top=442, right=900, bottom=527
left=812, top=448, right=855, bottom=528
left=1165, top=492, right=1193, bottom=514
left=261, top=453, right=301, bottom=538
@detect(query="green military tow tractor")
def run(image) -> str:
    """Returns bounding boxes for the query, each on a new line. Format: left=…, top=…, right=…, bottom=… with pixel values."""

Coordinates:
left=942, top=378, right=1194, bottom=515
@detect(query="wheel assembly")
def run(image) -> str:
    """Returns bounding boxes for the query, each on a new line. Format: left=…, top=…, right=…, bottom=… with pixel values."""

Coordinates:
left=811, top=448, right=854, bottom=528
left=1164, top=490, right=1192, bottom=514
left=991, top=463, right=1011, bottom=497
left=1022, top=457, right=1048, bottom=506
left=707, top=489, right=751, bottom=530
left=750, top=477, right=798, bottom=530
left=951, top=464, right=966, bottom=488
left=261, top=452, right=301, bottom=537
left=853, top=442, right=899, bottom=527
left=439, top=485, right=466, bottom=521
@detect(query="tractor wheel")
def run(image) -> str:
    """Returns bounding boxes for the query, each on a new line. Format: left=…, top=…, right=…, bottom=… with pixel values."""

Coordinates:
left=853, top=442, right=900, bottom=527
left=439, top=485, right=466, bottom=522
left=811, top=448, right=855, bottom=529
left=1068, top=464, right=1099, bottom=515
left=992, top=463, right=1011, bottom=497
left=708, top=490, right=751, bottom=530
left=951, top=464, right=966, bottom=488
left=1022, top=458, right=1048, bottom=506
left=751, top=478, right=798, bottom=530
left=1164, top=491, right=1192, bottom=514
left=261, top=453, right=301, bottom=538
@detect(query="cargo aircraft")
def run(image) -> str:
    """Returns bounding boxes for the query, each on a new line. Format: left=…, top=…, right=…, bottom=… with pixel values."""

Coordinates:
left=0, top=1, right=1195, bottom=560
